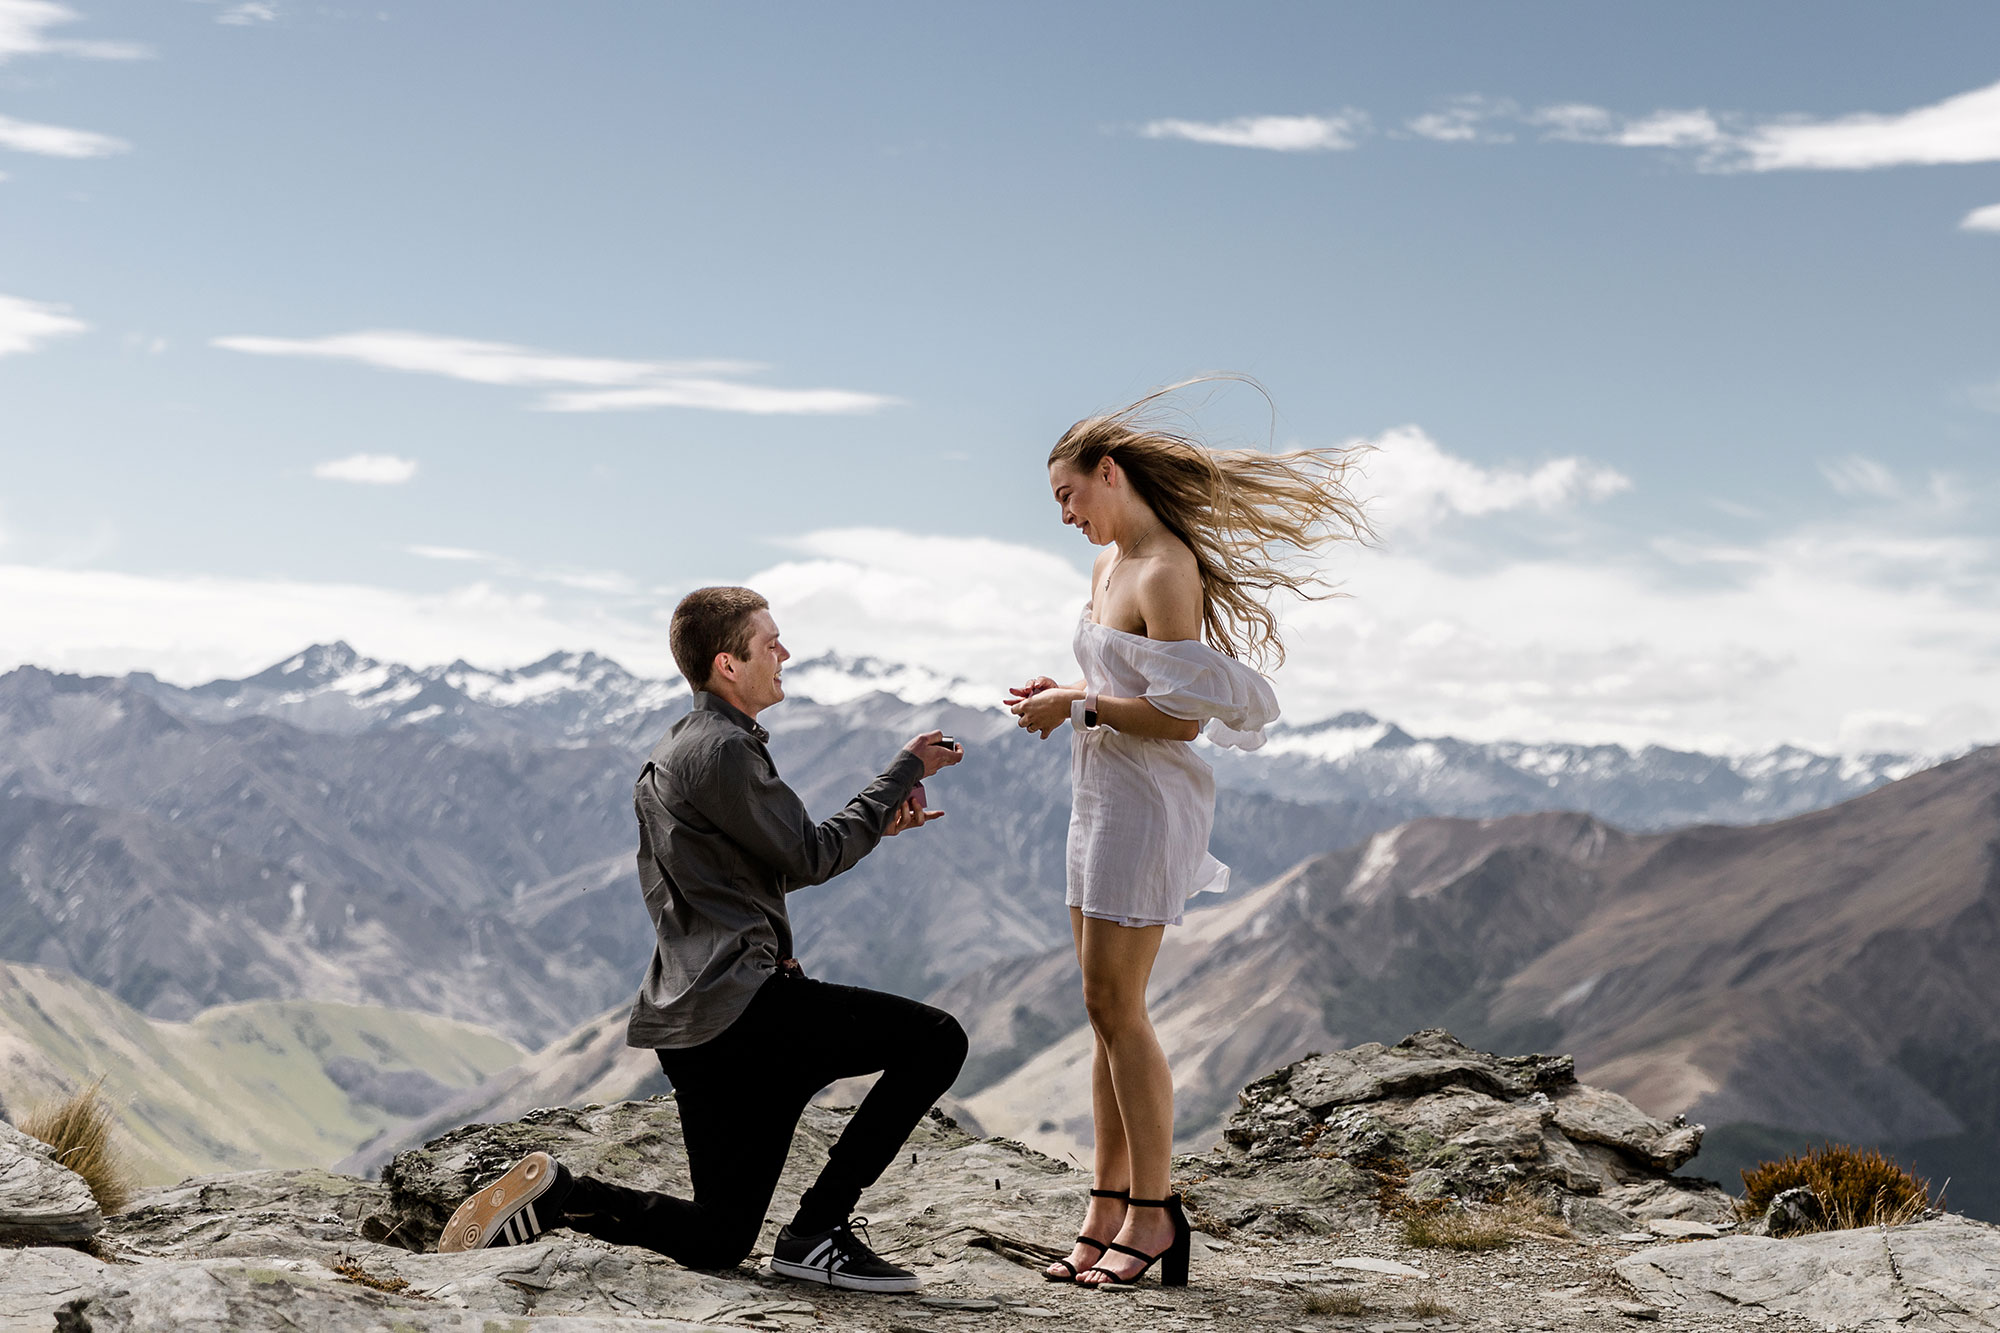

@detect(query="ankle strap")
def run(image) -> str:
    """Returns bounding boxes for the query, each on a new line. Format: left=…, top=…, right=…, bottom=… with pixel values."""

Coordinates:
left=1088, top=1188, right=1130, bottom=1200
left=1126, top=1196, right=1177, bottom=1208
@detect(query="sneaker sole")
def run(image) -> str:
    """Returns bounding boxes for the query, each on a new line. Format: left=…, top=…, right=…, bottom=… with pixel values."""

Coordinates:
left=436, top=1151, right=560, bottom=1253
left=767, top=1255, right=923, bottom=1293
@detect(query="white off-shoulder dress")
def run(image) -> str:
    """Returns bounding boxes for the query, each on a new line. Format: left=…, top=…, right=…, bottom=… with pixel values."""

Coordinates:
left=1066, top=604, right=1281, bottom=928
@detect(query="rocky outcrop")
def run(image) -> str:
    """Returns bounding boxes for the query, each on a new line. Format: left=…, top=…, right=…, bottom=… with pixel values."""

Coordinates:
left=1208, top=1030, right=1730, bottom=1234
left=0, top=1118, right=102, bottom=1244
left=1618, top=1215, right=2000, bottom=1331
left=5, top=1035, right=1995, bottom=1332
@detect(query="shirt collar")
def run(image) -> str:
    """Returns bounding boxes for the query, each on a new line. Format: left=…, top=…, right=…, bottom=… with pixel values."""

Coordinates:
left=691, top=691, right=769, bottom=743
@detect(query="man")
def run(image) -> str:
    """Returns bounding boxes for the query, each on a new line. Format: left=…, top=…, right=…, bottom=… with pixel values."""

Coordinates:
left=438, top=586, right=967, bottom=1293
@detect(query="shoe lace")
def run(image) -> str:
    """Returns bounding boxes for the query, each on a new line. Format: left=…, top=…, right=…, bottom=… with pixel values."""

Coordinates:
left=840, top=1216, right=873, bottom=1251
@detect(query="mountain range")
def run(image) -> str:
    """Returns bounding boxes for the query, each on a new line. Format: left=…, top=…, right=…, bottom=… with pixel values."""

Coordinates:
left=1, top=641, right=1983, bottom=1211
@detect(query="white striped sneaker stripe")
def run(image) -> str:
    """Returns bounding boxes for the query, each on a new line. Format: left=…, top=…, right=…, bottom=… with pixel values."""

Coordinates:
left=524, top=1202, right=540, bottom=1236
left=805, top=1238, right=836, bottom=1268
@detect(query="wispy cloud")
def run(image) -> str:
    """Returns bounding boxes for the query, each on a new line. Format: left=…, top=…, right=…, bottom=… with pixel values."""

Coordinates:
left=0, top=112, right=128, bottom=157
left=216, top=2, right=276, bottom=24
left=1405, top=96, right=1517, bottom=145
left=1139, top=112, right=1368, bottom=152
left=0, top=0, right=146, bottom=62
left=1961, top=202, right=2000, bottom=233
left=213, top=329, right=899, bottom=416
left=0, top=291, right=85, bottom=355
left=407, top=544, right=494, bottom=562
left=313, top=453, right=417, bottom=485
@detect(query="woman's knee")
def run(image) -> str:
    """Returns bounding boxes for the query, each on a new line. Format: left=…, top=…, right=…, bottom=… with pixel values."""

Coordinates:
left=1080, top=981, right=1145, bottom=1036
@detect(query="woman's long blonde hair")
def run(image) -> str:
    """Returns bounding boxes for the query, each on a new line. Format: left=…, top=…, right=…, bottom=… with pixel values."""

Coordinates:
left=1050, top=379, right=1374, bottom=669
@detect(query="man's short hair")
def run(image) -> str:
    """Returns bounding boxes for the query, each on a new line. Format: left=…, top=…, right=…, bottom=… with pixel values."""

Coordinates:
left=670, top=587, right=770, bottom=690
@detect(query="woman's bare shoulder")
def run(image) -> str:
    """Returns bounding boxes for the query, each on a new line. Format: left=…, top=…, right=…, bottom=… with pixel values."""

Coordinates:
left=1135, top=550, right=1203, bottom=640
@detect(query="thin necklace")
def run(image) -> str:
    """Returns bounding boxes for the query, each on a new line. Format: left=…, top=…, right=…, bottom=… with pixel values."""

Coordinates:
left=1104, top=524, right=1160, bottom=592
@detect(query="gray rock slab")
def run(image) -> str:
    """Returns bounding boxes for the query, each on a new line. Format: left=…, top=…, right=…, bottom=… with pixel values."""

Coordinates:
left=0, top=1246, right=112, bottom=1333
left=1550, top=1084, right=1702, bottom=1172
left=1616, top=1215, right=2000, bottom=1331
left=0, top=1119, right=102, bottom=1244
left=48, top=1258, right=720, bottom=1333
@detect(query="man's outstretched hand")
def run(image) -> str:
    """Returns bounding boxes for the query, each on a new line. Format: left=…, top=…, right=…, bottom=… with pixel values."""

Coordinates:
left=903, top=730, right=964, bottom=779
left=885, top=731, right=960, bottom=836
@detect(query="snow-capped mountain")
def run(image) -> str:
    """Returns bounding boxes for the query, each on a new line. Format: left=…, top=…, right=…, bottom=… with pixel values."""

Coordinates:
left=126, top=642, right=688, bottom=745
left=120, top=643, right=1945, bottom=830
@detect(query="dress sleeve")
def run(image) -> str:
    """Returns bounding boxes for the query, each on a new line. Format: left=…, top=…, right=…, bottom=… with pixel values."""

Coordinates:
left=1121, top=638, right=1281, bottom=751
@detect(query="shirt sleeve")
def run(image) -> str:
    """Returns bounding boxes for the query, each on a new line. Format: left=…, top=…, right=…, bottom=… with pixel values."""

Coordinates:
left=690, top=736, right=925, bottom=891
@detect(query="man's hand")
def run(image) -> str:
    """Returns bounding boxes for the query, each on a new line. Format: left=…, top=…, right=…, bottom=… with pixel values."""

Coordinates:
left=903, top=729, right=965, bottom=779
left=883, top=787, right=944, bottom=836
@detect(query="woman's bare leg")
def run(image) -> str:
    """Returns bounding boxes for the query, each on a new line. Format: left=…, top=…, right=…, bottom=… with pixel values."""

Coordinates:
left=1047, top=908, right=1129, bottom=1278
left=1074, top=913, right=1176, bottom=1284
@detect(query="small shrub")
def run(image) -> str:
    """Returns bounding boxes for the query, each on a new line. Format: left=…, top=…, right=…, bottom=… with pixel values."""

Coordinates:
left=1407, top=1290, right=1455, bottom=1318
left=330, top=1256, right=423, bottom=1298
left=1302, top=1288, right=1367, bottom=1316
left=1739, top=1143, right=1932, bottom=1233
left=19, top=1078, right=133, bottom=1216
left=1400, top=1190, right=1571, bottom=1251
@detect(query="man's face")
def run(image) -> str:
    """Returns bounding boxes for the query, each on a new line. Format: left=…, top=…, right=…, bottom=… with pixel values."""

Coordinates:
left=719, top=609, right=789, bottom=712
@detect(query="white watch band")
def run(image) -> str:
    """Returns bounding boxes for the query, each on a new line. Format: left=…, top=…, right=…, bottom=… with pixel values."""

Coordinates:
left=1071, top=691, right=1100, bottom=731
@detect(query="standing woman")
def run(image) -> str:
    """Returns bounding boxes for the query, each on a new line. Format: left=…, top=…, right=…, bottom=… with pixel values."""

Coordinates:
left=1007, top=385, right=1372, bottom=1288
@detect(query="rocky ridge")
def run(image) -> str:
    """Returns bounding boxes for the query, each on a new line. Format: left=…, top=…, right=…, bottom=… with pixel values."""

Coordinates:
left=5, top=1031, right=1996, bottom=1332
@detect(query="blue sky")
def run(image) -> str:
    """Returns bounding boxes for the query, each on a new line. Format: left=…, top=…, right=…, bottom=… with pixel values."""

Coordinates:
left=2, top=1, right=1997, bottom=752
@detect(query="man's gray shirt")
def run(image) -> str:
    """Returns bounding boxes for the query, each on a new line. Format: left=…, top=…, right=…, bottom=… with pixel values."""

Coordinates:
left=625, top=692, right=924, bottom=1049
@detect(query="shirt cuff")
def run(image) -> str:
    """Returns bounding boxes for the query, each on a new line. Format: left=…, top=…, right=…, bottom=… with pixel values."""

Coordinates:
left=1070, top=697, right=1095, bottom=731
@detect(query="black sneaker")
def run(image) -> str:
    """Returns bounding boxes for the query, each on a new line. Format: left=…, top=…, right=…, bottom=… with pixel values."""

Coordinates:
left=769, top=1217, right=921, bottom=1292
left=436, top=1151, right=572, bottom=1252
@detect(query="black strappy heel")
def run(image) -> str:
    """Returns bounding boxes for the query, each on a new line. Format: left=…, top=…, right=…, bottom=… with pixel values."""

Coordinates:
left=1078, top=1193, right=1191, bottom=1288
left=1043, top=1187, right=1128, bottom=1282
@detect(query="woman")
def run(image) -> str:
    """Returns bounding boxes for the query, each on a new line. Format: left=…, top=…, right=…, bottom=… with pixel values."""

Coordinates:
left=1007, top=385, right=1371, bottom=1288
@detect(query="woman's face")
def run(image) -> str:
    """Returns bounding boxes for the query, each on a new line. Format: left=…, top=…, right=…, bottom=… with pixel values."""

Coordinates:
left=1049, top=459, right=1116, bottom=545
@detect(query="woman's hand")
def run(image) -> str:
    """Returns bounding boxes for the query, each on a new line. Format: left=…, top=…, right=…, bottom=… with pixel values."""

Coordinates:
left=1004, top=676, right=1059, bottom=706
left=1008, top=686, right=1080, bottom=739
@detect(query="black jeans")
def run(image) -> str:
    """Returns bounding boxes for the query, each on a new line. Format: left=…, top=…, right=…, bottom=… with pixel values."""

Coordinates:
left=559, top=972, right=967, bottom=1271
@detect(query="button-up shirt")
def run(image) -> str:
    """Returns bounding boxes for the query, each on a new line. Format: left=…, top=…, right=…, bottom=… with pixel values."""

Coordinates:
left=624, top=692, right=924, bottom=1049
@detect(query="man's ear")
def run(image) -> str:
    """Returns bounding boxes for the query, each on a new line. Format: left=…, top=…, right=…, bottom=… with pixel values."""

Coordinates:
left=710, top=652, right=735, bottom=684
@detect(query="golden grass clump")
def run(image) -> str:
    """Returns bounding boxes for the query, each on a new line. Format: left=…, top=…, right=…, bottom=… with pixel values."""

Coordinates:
left=1739, top=1143, right=1933, bottom=1233
left=1301, top=1288, right=1367, bottom=1316
left=1400, top=1190, right=1572, bottom=1251
left=1407, top=1291, right=1456, bottom=1319
left=19, top=1077, right=134, bottom=1216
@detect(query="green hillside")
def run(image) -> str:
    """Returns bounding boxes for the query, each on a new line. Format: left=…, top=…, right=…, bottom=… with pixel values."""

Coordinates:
left=0, top=963, right=524, bottom=1187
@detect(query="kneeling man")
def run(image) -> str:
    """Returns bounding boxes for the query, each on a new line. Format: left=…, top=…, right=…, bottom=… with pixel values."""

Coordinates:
left=440, top=586, right=966, bottom=1292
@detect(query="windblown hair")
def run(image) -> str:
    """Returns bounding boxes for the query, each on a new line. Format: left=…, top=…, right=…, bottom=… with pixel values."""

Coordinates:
left=670, top=586, right=769, bottom=689
left=1050, top=379, right=1374, bottom=669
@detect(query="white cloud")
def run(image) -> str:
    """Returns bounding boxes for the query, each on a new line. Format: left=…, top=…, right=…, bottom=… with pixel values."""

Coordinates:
left=1734, top=79, right=2000, bottom=171
left=0, top=291, right=85, bottom=355
left=1428, top=79, right=2000, bottom=179
left=312, top=453, right=417, bottom=485
left=1139, top=112, right=1368, bottom=152
left=407, top=544, right=494, bottom=562
left=214, top=328, right=898, bottom=416
left=0, top=0, right=146, bottom=62
left=1961, top=202, right=2000, bottom=233
left=1353, top=426, right=1631, bottom=538
left=217, top=2, right=276, bottom=23
left=0, top=112, right=128, bottom=157
left=3, top=437, right=1993, bottom=755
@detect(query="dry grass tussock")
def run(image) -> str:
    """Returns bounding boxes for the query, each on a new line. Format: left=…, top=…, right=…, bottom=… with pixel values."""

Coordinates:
left=1740, top=1143, right=1933, bottom=1233
left=1400, top=1190, right=1573, bottom=1251
left=19, top=1078, right=134, bottom=1216
left=330, top=1256, right=425, bottom=1298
